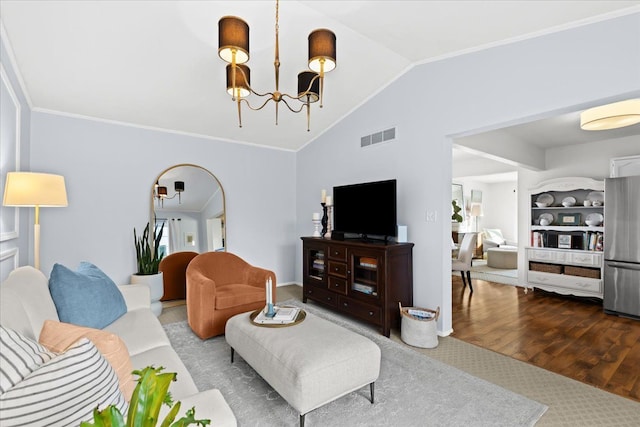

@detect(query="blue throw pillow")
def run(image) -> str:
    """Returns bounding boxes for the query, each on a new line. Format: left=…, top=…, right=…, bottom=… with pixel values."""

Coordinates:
left=49, top=262, right=127, bottom=329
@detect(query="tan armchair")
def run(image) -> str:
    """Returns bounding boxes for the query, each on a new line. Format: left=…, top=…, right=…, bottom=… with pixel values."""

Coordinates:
left=186, top=252, right=276, bottom=339
left=159, top=251, right=198, bottom=301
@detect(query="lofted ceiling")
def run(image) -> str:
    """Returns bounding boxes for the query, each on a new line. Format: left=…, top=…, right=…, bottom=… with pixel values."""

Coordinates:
left=1, top=1, right=639, bottom=151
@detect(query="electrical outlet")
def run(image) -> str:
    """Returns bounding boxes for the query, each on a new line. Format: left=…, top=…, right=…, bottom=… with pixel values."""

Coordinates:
left=425, top=210, right=437, bottom=222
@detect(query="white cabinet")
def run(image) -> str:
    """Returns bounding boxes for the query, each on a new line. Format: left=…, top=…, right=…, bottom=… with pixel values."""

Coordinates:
left=526, top=177, right=604, bottom=298
left=610, top=155, right=640, bottom=178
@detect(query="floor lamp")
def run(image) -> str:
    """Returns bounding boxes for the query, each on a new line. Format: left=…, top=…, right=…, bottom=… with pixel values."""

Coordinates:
left=470, top=203, right=483, bottom=233
left=2, top=172, right=68, bottom=270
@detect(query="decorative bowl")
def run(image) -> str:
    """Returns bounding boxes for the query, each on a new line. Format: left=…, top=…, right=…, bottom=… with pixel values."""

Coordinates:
left=535, top=202, right=549, bottom=208
left=540, top=218, right=551, bottom=226
left=585, top=220, right=602, bottom=227
left=562, top=201, right=575, bottom=207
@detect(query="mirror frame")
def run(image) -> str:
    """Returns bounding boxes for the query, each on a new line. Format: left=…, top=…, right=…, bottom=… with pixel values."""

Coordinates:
left=452, top=183, right=465, bottom=222
left=150, top=163, right=226, bottom=253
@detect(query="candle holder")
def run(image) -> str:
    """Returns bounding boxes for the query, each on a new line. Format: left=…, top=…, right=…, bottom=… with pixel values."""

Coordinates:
left=312, top=218, right=322, bottom=237
left=321, top=203, right=328, bottom=237
left=265, top=302, right=276, bottom=318
left=325, top=205, right=333, bottom=239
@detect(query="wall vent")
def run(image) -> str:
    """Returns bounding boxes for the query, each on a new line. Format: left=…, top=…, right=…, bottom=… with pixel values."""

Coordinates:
left=361, top=127, right=397, bottom=148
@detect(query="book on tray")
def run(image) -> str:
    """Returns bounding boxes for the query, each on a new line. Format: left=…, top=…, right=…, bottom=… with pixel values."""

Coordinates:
left=253, top=306, right=300, bottom=324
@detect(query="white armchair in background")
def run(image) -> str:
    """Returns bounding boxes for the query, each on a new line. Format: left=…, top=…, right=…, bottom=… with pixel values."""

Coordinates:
left=482, top=229, right=517, bottom=252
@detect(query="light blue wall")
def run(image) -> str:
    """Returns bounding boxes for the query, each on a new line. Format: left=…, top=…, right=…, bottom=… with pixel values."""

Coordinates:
left=295, top=13, right=640, bottom=334
left=30, top=112, right=297, bottom=286
left=5, top=12, right=640, bottom=332
left=0, top=37, right=32, bottom=277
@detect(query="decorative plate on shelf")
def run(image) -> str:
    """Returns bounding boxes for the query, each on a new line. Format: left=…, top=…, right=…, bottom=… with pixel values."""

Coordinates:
left=587, top=191, right=605, bottom=203
left=536, top=193, right=554, bottom=206
left=585, top=213, right=604, bottom=226
left=561, top=196, right=576, bottom=207
left=538, top=213, right=554, bottom=225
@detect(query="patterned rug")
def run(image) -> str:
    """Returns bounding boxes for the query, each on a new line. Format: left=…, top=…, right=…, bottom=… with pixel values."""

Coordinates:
left=164, top=300, right=547, bottom=426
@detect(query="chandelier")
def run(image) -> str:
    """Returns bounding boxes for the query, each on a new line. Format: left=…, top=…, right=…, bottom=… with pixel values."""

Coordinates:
left=154, top=181, right=185, bottom=207
left=218, top=0, right=336, bottom=131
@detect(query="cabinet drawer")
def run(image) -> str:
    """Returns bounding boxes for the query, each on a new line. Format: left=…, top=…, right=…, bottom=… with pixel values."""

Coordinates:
left=570, top=252, right=602, bottom=267
left=528, top=249, right=556, bottom=262
left=328, top=277, right=348, bottom=295
left=328, top=245, right=347, bottom=261
left=303, top=286, right=338, bottom=307
left=328, top=261, right=348, bottom=278
left=338, top=296, right=381, bottom=325
left=527, top=270, right=601, bottom=293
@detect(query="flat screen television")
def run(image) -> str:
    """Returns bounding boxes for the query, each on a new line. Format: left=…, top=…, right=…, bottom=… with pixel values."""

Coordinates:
left=332, top=179, right=397, bottom=239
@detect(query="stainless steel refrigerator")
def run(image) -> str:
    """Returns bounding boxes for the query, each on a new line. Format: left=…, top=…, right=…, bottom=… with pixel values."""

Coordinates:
left=604, top=176, right=640, bottom=318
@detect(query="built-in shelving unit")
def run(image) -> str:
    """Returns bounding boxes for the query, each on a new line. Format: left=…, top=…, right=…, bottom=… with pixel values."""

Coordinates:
left=527, top=177, right=604, bottom=299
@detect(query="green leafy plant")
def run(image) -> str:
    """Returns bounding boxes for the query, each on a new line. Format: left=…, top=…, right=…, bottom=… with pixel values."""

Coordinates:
left=81, top=366, right=210, bottom=427
left=451, top=200, right=463, bottom=223
left=134, top=222, right=165, bottom=275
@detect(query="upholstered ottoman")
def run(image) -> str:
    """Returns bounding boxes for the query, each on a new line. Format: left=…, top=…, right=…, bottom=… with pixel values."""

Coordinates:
left=225, top=310, right=381, bottom=427
left=486, top=247, right=518, bottom=269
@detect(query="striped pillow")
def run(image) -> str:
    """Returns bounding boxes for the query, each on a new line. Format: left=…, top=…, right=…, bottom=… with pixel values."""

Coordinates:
left=0, top=337, right=128, bottom=426
left=0, top=326, right=55, bottom=393
left=39, top=320, right=136, bottom=401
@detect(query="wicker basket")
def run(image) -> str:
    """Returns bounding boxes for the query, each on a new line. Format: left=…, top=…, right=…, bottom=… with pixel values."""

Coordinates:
left=564, top=265, right=601, bottom=279
left=529, top=262, right=563, bottom=274
left=399, top=303, right=439, bottom=349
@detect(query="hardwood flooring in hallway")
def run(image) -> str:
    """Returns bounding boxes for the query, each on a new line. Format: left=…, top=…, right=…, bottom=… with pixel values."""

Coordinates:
left=451, top=275, right=640, bottom=402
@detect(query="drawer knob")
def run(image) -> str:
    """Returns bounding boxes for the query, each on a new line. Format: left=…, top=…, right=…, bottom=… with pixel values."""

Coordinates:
left=369, top=311, right=374, bottom=316
left=343, top=302, right=348, bottom=307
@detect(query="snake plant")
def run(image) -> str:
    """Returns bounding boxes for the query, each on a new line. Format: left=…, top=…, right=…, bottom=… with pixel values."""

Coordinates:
left=81, top=366, right=210, bottom=427
left=134, top=222, right=165, bottom=275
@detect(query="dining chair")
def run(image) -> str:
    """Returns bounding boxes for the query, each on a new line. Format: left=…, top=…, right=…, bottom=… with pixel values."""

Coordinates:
left=452, top=233, right=477, bottom=293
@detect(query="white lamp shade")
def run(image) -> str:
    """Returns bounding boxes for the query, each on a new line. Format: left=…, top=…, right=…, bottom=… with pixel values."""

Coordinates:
left=580, top=99, right=640, bottom=131
left=3, top=172, right=68, bottom=207
left=470, top=203, right=483, bottom=217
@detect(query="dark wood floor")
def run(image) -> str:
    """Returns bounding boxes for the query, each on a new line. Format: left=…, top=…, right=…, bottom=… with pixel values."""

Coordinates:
left=451, top=275, right=640, bottom=402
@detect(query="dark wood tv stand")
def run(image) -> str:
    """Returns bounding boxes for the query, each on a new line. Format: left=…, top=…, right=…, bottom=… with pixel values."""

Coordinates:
left=301, top=237, right=414, bottom=337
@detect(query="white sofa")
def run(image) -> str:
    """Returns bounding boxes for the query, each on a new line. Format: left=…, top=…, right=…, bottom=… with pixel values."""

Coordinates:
left=482, top=228, right=517, bottom=252
left=0, top=266, right=236, bottom=426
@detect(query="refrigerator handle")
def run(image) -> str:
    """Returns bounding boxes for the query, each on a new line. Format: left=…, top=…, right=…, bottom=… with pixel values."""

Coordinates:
left=605, top=261, right=640, bottom=271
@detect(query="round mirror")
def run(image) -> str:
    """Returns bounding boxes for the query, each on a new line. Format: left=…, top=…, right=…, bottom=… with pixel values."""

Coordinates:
left=152, top=164, right=225, bottom=255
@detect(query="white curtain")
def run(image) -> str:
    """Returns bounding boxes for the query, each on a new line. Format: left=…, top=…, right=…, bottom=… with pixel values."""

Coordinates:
left=168, top=218, right=181, bottom=254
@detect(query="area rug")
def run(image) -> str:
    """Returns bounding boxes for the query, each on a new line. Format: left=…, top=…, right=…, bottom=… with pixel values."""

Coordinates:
left=470, top=260, right=519, bottom=286
left=163, top=301, right=547, bottom=426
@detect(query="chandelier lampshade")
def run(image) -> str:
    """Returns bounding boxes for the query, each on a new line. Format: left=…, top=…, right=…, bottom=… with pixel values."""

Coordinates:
left=580, top=99, right=640, bottom=131
left=226, top=64, right=251, bottom=98
left=217, top=0, right=336, bottom=131
left=297, top=71, right=320, bottom=102
left=155, top=181, right=186, bottom=206
left=308, top=29, right=337, bottom=73
left=218, top=16, right=250, bottom=64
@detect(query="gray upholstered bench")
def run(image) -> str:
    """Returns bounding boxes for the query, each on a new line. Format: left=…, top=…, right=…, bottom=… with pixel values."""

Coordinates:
left=225, top=309, right=381, bottom=426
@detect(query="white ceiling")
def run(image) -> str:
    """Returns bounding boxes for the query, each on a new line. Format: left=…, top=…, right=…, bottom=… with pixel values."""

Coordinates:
left=1, top=1, right=639, bottom=151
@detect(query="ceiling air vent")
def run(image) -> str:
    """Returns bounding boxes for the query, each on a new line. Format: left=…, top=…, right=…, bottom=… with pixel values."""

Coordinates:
left=361, top=127, right=397, bottom=148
